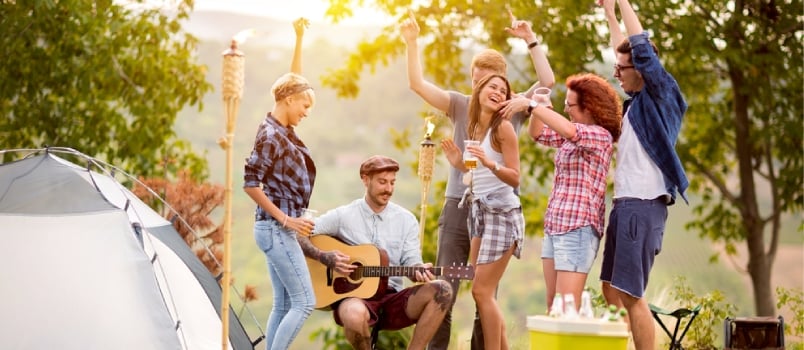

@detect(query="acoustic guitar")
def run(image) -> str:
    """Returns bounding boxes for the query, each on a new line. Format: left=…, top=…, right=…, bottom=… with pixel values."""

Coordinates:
left=305, top=235, right=475, bottom=309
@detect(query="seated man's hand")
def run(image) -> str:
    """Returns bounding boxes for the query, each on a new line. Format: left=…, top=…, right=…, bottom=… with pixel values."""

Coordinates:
left=320, top=250, right=354, bottom=275
left=412, top=263, right=436, bottom=283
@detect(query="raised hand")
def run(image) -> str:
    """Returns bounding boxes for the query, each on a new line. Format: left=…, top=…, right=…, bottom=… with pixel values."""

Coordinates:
left=293, top=17, right=310, bottom=37
left=598, top=0, right=616, bottom=15
left=504, top=7, right=535, bottom=41
left=400, top=8, right=420, bottom=44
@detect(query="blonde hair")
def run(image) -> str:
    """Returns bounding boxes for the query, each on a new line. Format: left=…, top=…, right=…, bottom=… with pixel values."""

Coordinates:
left=271, top=72, right=315, bottom=104
left=470, top=49, right=507, bottom=76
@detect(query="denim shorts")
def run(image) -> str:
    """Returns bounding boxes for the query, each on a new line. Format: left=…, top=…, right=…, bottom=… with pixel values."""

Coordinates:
left=541, top=225, right=600, bottom=273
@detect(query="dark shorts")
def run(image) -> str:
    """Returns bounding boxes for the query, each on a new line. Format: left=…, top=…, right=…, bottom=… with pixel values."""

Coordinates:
left=333, top=287, right=417, bottom=331
left=599, top=197, right=667, bottom=298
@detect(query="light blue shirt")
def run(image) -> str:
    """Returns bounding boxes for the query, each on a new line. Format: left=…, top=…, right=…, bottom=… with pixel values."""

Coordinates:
left=312, top=198, right=422, bottom=292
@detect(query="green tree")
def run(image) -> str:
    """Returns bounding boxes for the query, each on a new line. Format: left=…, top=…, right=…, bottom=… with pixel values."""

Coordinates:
left=0, top=0, right=211, bottom=178
left=319, top=0, right=802, bottom=317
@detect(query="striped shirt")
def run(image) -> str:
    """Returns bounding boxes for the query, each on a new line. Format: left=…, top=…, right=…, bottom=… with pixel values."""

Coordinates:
left=244, top=113, right=316, bottom=219
left=535, top=123, right=613, bottom=237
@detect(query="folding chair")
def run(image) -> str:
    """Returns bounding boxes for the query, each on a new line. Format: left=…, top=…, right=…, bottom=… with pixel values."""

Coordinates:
left=649, top=303, right=702, bottom=350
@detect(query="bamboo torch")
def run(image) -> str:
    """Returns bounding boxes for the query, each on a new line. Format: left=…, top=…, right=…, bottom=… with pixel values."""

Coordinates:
left=417, top=118, right=436, bottom=248
left=218, top=29, right=250, bottom=350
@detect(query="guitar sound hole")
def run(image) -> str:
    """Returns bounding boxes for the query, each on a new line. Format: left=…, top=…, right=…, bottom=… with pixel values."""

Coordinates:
left=348, top=262, right=364, bottom=280
left=332, top=262, right=364, bottom=295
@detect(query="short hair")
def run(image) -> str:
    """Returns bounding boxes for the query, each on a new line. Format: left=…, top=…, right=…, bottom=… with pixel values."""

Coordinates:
left=616, top=37, right=659, bottom=59
left=470, top=49, right=507, bottom=76
left=566, top=73, right=623, bottom=142
left=271, top=72, right=315, bottom=104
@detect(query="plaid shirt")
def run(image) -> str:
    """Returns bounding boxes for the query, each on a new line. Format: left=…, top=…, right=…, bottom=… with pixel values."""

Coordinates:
left=244, top=113, right=316, bottom=219
left=535, top=123, right=613, bottom=237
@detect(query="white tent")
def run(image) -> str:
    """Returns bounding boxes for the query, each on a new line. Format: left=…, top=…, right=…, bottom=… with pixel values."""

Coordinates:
left=0, top=148, right=255, bottom=350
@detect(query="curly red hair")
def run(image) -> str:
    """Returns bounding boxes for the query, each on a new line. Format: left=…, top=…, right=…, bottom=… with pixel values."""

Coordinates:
left=566, top=73, right=623, bottom=141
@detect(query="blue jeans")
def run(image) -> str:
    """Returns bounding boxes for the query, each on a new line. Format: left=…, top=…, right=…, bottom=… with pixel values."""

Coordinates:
left=254, top=220, right=315, bottom=349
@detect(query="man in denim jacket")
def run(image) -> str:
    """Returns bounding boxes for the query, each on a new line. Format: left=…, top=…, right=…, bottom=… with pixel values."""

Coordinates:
left=598, top=1, right=689, bottom=349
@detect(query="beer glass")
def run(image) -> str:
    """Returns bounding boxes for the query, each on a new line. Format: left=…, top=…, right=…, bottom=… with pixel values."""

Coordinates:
left=463, top=140, right=480, bottom=170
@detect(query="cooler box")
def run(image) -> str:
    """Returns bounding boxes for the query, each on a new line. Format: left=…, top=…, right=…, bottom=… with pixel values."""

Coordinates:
left=527, top=315, right=629, bottom=350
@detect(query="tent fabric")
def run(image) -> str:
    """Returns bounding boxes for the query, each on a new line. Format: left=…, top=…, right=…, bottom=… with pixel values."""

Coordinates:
left=0, top=213, right=183, bottom=350
left=0, top=153, right=117, bottom=214
left=0, top=151, right=254, bottom=350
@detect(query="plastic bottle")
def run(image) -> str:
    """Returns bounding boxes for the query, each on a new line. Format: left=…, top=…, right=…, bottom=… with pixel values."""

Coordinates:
left=615, top=308, right=628, bottom=322
left=607, top=305, right=621, bottom=321
left=563, top=294, right=578, bottom=319
left=579, top=290, right=595, bottom=319
left=549, top=293, right=564, bottom=318
left=601, top=304, right=618, bottom=321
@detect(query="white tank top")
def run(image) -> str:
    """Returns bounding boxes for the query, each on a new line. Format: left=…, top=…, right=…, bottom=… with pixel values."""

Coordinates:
left=613, top=110, right=668, bottom=199
left=471, top=130, right=510, bottom=196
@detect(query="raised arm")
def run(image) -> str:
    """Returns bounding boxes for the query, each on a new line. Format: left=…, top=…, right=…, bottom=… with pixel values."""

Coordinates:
left=617, top=0, right=644, bottom=36
left=599, top=0, right=625, bottom=51
left=527, top=93, right=554, bottom=140
left=505, top=8, right=555, bottom=95
left=290, top=17, right=309, bottom=74
left=531, top=106, right=577, bottom=140
left=400, top=9, right=451, bottom=112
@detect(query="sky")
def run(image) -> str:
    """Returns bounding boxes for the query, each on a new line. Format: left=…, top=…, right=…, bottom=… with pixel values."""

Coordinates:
left=193, top=0, right=390, bottom=26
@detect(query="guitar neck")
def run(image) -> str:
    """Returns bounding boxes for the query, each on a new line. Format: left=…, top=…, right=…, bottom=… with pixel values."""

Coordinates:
left=358, top=266, right=440, bottom=278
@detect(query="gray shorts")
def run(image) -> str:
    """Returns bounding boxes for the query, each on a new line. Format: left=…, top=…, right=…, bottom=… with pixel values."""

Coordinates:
left=541, top=225, right=600, bottom=273
left=599, top=197, right=668, bottom=298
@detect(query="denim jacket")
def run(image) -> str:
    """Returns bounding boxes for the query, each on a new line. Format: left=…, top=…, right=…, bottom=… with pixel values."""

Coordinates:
left=626, top=32, right=689, bottom=203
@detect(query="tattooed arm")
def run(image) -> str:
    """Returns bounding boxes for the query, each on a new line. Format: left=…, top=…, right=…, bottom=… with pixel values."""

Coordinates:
left=298, top=235, right=354, bottom=275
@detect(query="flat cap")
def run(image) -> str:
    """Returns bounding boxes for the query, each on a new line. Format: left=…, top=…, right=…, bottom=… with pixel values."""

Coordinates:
left=359, top=155, right=400, bottom=177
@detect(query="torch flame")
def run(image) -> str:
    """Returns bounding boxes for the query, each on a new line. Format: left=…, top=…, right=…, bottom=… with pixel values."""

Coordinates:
left=425, top=118, right=435, bottom=138
left=233, top=29, right=257, bottom=45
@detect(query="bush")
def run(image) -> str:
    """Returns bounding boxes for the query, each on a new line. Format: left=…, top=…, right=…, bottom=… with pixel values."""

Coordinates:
left=776, top=286, right=804, bottom=350
left=311, top=325, right=411, bottom=349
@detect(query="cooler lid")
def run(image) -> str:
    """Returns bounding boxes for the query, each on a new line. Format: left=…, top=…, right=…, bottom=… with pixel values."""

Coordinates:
left=527, top=315, right=629, bottom=337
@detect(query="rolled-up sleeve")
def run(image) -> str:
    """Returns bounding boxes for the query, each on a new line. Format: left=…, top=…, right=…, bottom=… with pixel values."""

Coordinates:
left=244, top=130, right=275, bottom=188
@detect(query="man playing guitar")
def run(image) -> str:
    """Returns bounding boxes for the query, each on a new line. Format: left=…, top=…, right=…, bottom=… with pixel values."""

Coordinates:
left=298, top=155, right=455, bottom=350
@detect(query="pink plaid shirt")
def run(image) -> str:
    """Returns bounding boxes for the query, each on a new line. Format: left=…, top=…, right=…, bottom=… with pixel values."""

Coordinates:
left=535, top=123, right=613, bottom=237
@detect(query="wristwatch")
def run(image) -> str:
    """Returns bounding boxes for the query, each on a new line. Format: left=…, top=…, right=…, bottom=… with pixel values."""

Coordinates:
left=494, top=162, right=501, bottom=172
left=527, top=100, right=539, bottom=114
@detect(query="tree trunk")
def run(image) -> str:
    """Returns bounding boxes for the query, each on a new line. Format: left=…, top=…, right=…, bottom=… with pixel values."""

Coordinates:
left=747, top=236, right=776, bottom=316
left=729, top=58, right=777, bottom=317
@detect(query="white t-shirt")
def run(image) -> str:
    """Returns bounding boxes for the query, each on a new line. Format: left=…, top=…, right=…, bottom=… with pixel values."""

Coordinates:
left=613, top=110, right=668, bottom=200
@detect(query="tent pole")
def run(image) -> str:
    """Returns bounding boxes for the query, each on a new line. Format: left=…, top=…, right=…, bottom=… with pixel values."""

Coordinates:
left=220, top=37, right=245, bottom=350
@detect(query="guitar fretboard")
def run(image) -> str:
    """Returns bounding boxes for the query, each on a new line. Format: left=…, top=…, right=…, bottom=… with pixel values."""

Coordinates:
left=357, top=266, right=440, bottom=278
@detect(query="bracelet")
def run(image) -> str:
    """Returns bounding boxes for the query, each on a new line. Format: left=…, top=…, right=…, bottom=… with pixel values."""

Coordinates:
left=527, top=40, right=539, bottom=49
left=282, top=215, right=288, bottom=228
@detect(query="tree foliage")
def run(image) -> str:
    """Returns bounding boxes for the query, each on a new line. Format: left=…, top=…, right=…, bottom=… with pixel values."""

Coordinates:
left=319, top=0, right=803, bottom=317
left=0, top=0, right=212, bottom=179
